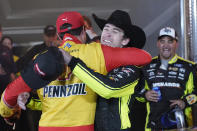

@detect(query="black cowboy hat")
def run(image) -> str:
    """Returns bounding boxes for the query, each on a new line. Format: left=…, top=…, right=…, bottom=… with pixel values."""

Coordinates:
left=92, top=10, right=146, bottom=49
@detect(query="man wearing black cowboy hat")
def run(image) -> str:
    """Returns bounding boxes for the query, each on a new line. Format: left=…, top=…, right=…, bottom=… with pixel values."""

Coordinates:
left=55, top=10, right=148, bottom=131
left=93, top=10, right=145, bottom=48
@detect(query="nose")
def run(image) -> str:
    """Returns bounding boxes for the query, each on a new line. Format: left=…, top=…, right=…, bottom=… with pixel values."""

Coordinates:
left=105, top=31, right=111, bottom=37
left=162, top=41, right=170, bottom=47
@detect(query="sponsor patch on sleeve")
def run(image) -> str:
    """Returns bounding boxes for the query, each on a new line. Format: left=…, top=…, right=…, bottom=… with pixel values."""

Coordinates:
left=64, top=42, right=72, bottom=48
left=186, top=94, right=197, bottom=105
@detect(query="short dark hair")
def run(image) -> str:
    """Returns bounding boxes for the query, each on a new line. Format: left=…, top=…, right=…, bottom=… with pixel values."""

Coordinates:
left=0, top=36, right=13, bottom=45
left=59, top=23, right=84, bottom=40
left=44, top=25, right=56, bottom=37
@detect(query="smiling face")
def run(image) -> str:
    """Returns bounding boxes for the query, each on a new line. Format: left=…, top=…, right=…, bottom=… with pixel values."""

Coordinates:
left=100, top=24, right=129, bottom=47
left=157, top=36, right=178, bottom=60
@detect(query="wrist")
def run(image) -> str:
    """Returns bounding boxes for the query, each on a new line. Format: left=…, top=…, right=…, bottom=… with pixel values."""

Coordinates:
left=68, top=57, right=81, bottom=71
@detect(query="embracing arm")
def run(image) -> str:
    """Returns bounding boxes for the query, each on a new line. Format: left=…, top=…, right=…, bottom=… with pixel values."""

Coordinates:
left=68, top=57, right=141, bottom=98
left=101, top=45, right=151, bottom=71
left=58, top=48, right=144, bottom=98
left=59, top=42, right=151, bottom=72
left=0, top=76, right=32, bottom=118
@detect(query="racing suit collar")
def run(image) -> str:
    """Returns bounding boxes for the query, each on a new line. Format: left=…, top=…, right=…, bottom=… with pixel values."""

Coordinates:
left=157, top=54, right=178, bottom=65
left=168, top=54, right=178, bottom=64
left=60, top=33, right=82, bottom=46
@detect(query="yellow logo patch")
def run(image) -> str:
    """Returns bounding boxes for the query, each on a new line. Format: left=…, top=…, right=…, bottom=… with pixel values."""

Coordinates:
left=186, top=94, right=197, bottom=105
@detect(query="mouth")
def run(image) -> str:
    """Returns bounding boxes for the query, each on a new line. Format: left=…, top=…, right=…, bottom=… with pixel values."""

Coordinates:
left=161, top=48, right=172, bottom=58
left=101, top=38, right=113, bottom=46
left=103, top=39, right=112, bottom=44
left=163, top=48, right=170, bottom=53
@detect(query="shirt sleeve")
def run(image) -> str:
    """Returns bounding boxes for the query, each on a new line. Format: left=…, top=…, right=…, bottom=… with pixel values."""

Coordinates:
left=69, top=57, right=141, bottom=99
left=101, top=45, right=152, bottom=72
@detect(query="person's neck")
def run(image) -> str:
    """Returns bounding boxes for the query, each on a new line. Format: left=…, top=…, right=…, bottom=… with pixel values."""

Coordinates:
left=160, top=59, right=169, bottom=70
left=160, top=53, right=176, bottom=61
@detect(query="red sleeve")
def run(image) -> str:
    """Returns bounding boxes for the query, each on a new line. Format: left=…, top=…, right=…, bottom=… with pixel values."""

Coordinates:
left=101, top=45, right=152, bottom=72
left=3, top=76, right=32, bottom=107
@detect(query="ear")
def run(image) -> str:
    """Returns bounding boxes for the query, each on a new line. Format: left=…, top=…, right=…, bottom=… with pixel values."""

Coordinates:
left=122, top=38, right=130, bottom=46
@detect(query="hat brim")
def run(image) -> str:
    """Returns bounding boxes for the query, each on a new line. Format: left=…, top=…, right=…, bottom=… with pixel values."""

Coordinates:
left=92, top=14, right=107, bottom=30
left=92, top=14, right=146, bottom=49
left=126, top=25, right=146, bottom=49
left=21, top=61, right=51, bottom=89
left=158, top=35, right=178, bottom=41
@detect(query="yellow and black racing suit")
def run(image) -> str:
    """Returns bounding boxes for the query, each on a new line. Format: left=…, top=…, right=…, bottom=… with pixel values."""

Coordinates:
left=137, top=55, right=197, bottom=130
left=67, top=57, right=142, bottom=130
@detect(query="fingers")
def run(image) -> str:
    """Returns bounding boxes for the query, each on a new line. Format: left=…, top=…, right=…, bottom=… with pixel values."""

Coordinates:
left=3, top=106, right=21, bottom=128
left=145, top=90, right=160, bottom=102
left=4, top=118, right=16, bottom=130
left=4, top=117, right=16, bottom=130
left=18, top=101, right=26, bottom=110
left=4, top=118, right=14, bottom=126
left=17, top=92, right=30, bottom=110
left=170, top=100, right=185, bottom=109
